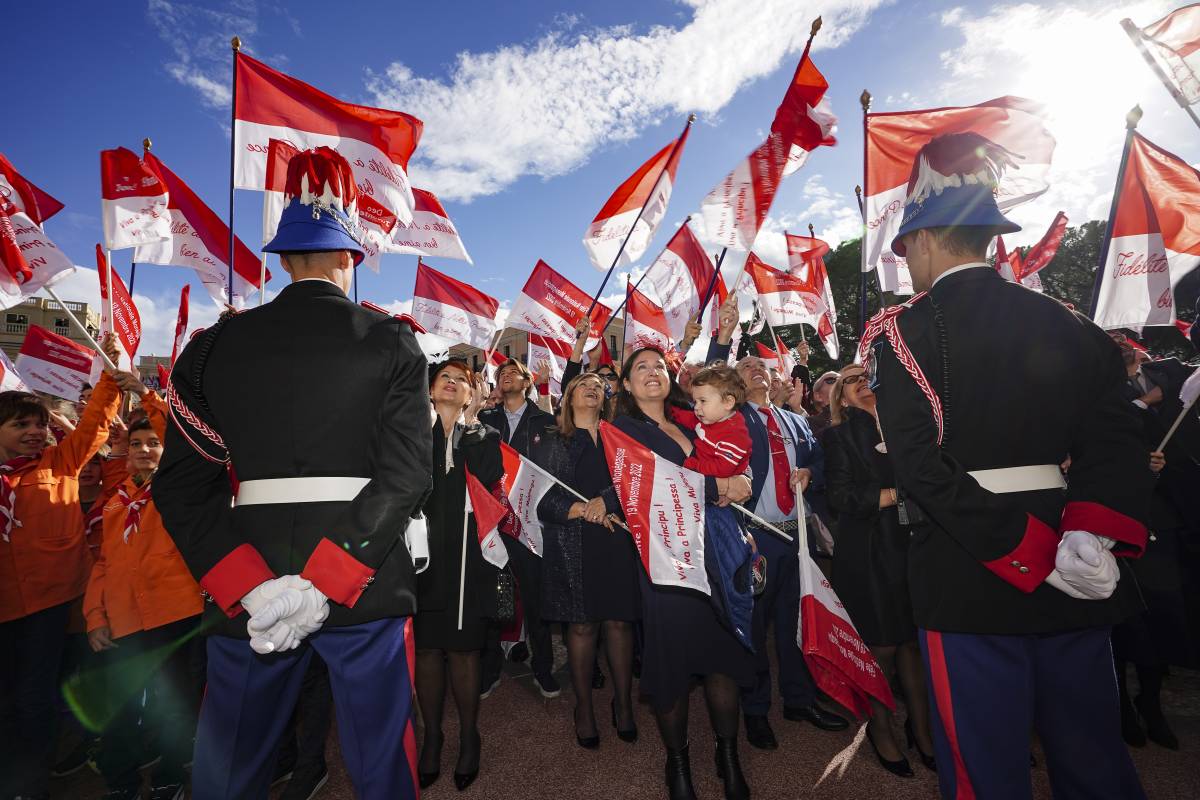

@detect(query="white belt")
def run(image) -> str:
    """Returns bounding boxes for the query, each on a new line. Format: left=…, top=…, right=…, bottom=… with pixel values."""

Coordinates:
left=967, top=465, right=1065, bottom=494
left=235, top=477, right=370, bottom=506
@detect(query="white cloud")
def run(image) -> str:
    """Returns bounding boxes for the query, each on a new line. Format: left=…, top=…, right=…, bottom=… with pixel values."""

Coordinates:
left=367, top=0, right=885, bottom=201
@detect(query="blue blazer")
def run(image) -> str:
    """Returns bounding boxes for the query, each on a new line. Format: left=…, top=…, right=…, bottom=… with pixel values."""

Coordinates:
left=741, top=403, right=824, bottom=514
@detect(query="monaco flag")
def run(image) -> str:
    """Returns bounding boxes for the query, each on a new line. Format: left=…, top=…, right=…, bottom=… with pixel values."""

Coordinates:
left=0, top=154, right=74, bottom=309
left=625, top=284, right=673, bottom=354
left=134, top=152, right=269, bottom=307
left=644, top=221, right=723, bottom=343
left=1138, top=5, right=1200, bottom=105
left=701, top=46, right=835, bottom=250
left=745, top=252, right=827, bottom=329
left=864, top=97, right=1055, bottom=294
left=507, top=260, right=612, bottom=350
left=391, top=188, right=472, bottom=263
left=583, top=121, right=691, bottom=271
left=95, top=246, right=141, bottom=369
left=100, top=147, right=171, bottom=251
left=528, top=333, right=572, bottom=397
left=785, top=232, right=839, bottom=359
left=465, top=467, right=509, bottom=570
left=996, top=211, right=1068, bottom=292
left=170, top=284, right=190, bottom=366
left=0, top=348, right=29, bottom=393
left=499, top=442, right=556, bottom=556
left=16, top=325, right=95, bottom=401
left=600, top=420, right=710, bottom=595
left=1094, top=134, right=1200, bottom=329
left=412, top=261, right=498, bottom=350
left=234, top=52, right=421, bottom=226
left=755, top=337, right=795, bottom=375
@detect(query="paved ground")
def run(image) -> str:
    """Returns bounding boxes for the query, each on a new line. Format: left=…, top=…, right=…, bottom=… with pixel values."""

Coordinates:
left=53, top=652, right=1200, bottom=799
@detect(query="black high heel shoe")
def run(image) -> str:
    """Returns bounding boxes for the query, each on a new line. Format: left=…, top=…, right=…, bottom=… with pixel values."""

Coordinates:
left=418, top=729, right=443, bottom=789
left=867, top=725, right=914, bottom=778
left=453, top=731, right=481, bottom=791
left=665, top=744, right=697, bottom=800
left=611, top=699, right=638, bottom=743
left=904, top=718, right=937, bottom=772
left=575, top=707, right=600, bottom=750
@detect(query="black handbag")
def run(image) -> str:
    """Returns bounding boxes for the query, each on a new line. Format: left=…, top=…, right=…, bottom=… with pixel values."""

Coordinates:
left=493, top=567, right=516, bottom=623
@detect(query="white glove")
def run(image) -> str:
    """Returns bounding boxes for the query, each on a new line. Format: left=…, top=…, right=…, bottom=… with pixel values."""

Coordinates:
left=241, top=575, right=309, bottom=617
left=1044, top=570, right=1092, bottom=600
left=1051, top=531, right=1120, bottom=600
left=241, top=576, right=329, bottom=654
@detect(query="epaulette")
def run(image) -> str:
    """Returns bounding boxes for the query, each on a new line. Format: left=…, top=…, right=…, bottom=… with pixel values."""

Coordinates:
left=360, top=300, right=428, bottom=334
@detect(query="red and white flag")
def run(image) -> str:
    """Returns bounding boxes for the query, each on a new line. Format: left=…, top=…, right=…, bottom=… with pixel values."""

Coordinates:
left=624, top=284, right=673, bottom=354
left=797, top=513, right=896, bottom=718
left=600, top=420, right=709, bottom=595
left=507, top=260, right=612, bottom=350
left=95, top=246, right=141, bottom=369
left=465, top=467, right=509, bottom=570
left=412, top=261, right=498, bottom=350
left=1018, top=211, right=1068, bottom=285
left=754, top=340, right=783, bottom=371
left=785, top=233, right=839, bottom=358
left=745, top=252, right=827, bottom=329
left=100, top=147, right=171, bottom=251
left=15, top=325, right=95, bottom=400
left=644, top=222, right=723, bottom=343
left=1138, top=6, right=1200, bottom=105
left=754, top=336, right=795, bottom=375
left=170, top=284, right=190, bottom=366
left=133, top=152, right=269, bottom=307
left=499, top=442, right=556, bottom=557
left=583, top=123, right=691, bottom=271
left=1094, top=134, right=1200, bottom=329
left=390, top=188, right=472, bottom=263
left=0, top=348, right=28, bottom=393
left=864, top=97, right=1055, bottom=295
left=528, top=333, right=572, bottom=397
left=0, top=154, right=74, bottom=309
left=234, top=53, right=422, bottom=226
left=701, top=47, right=836, bottom=250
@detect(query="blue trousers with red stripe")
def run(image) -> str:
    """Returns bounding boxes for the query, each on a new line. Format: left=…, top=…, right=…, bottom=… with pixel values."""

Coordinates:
left=192, top=616, right=418, bottom=800
left=919, top=627, right=1144, bottom=800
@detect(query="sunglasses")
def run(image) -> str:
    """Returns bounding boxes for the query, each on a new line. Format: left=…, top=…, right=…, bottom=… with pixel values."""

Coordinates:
left=842, top=374, right=864, bottom=385
left=597, top=372, right=618, bottom=380
left=820, top=376, right=838, bottom=385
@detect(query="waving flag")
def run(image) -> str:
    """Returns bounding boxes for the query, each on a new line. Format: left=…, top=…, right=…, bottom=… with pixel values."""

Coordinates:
left=134, top=152, right=269, bottom=307
left=745, top=252, right=827, bottom=329
left=600, top=421, right=709, bottom=595
left=233, top=52, right=422, bottom=226
left=391, top=188, right=472, bottom=263
left=625, top=284, right=673, bottom=354
left=100, top=147, right=171, bottom=251
left=465, top=467, right=509, bottom=570
left=0, top=349, right=29, bottom=393
left=0, top=155, right=74, bottom=308
left=785, top=232, right=839, bottom=358
left=583, top=121, right=692, bottom=271
left=0, top=154, right=64, bottom=225
left=1134, top=6, right=1200, bottom=105
left=864, top=97, right=1055, bottom=294
left=170, top=284, right=190, bottom=366
left=507, top=260, right=612, bottom=350
left=528, top=333, right=572, bottom=397
left=16, top=325, right=95, bottom=400
left=645, top=222, right=722, bottom=343
left=499, top=442, right=556, bottom=557
left=95, top=246, right=141, bottom=369
left=1017, top=211, right=1069, bottom=283
left=1094, top=134, right=1200, bottom=329
left=754, top=340, right=784, bottom=371
left=412, top=261, right=498, bottom=350
left=701, top=45, right=836, bottom=250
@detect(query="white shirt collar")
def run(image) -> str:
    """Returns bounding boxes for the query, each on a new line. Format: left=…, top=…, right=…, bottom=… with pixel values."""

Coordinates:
left=931, top=261, right=990, bottom=287
left=294, top=277, right=344, bottom=292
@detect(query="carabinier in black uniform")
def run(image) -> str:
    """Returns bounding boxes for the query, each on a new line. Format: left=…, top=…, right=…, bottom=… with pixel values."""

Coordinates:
left=862, top=133, right=1152, bottom=800
left=153, top=147, right=431, bottom=800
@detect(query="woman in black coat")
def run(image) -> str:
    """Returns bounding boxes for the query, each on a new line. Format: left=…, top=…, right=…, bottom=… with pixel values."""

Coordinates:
left=415, top=359, right=502, bottom=792
left=822, top=364, right=934, bottom=777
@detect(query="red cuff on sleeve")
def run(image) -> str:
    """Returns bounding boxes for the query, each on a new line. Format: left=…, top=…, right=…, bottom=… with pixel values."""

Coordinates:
left=200, top=544, right=277, bottom=618
left=301, top=538, right=377, bottom=607
left=1060, top=501, right=1147, bottom=558
left=982, top=514, right=1059, bottom=593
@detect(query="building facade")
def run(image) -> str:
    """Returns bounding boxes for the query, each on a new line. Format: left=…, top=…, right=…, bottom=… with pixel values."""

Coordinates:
left=0, top=298, right=101, bottom=362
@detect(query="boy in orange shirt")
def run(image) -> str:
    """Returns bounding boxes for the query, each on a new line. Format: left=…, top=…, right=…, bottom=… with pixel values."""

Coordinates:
left=84, top=386, right=201, bottom=800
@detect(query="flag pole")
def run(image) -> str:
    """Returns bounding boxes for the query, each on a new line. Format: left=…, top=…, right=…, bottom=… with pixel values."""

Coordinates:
left=697, top=247, right=729, bottom=310
left=1121, top=19, right=1200, bottom=133
left=259, top=255, right=268, bottom=307
left=104, top=250, right=115, bottom=342
left=353, top=263, right=358, bottom=303
left=1089, top=105, right=1143, bottom=318
left=44, top=286, right=117, bottom=372
left=858, top=88, right=872, bottom=338
left=228, top=36, right=241, bottom=307
left=606, top=215, right=692, bottom=323
left=586, top=114, right=696, bottom=317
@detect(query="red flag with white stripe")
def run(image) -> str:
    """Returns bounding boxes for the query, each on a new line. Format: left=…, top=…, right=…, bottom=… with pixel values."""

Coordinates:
left=1094, top=134, right=1200, bottom=329
left=0, top=154, right=63, bottom=225
left=644, top=222, right=722, bottom=343
left=583, top=124, right=691, bottom=271
left=233, top=52, right=422, bottom=226
left=1016, top=210, right=1068, bottom=284
left=0, top=155, right=74, bottom=308
left=625, top=284, right=673, bottom=354
left=864, top=97, right=1055, bottom=294
left=754, top=340, right=783, bottom=371
left=465, top=467, right=509, bottom=569
left=170, top=284, right=189, bottom=367
left=0, top=348, right=29, bottom=392
left=133, top=152, right=269, bottom=307
left=507, top=260, right=612, bottom=350
left=745, top=252, right=827, bottom=329
left=528, top=333, right=572, bottom=397
left=16, top=325, right=95, bottom=400
left=100, top=147, right=171, bottom=251
left=391, top=188, right=472, bottom=263
left=1139, top=5, right=1200, bottom=105
left=95, top=246, right=141, bottom=369
left=499, top=442, right=556, bottom=556
left=785, top=233, right=839, bottom=358
left=600, top=420, right=709, bottom=595
left=412, top=261, right=499, bottom=350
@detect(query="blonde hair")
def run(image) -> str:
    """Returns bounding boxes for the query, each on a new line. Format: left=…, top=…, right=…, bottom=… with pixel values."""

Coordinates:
left=558, top=373, right=610, bottom=437
left=829, top=364, right=865, bottom=426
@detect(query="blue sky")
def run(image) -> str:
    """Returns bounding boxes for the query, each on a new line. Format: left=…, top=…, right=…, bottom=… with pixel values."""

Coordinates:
left=8, top=0, right=1200, bottom=355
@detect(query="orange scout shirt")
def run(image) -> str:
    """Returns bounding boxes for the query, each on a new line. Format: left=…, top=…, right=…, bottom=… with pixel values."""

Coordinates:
left=0, top=373, right=121, bottom=623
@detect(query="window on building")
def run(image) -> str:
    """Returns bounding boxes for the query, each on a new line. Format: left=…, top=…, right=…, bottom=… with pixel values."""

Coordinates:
left=53, top=317, right=70, bottom=336
left=5, top=314, right=28, bottom=335
left=504, top=344, right=510, bottom=358
left=610, top=335, right=617, bottom=352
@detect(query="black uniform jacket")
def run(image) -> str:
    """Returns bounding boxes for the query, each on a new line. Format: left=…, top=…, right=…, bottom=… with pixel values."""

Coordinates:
left=872, top=267, right=1151, bottom=634
left=154, top=280, right=432, bottom=637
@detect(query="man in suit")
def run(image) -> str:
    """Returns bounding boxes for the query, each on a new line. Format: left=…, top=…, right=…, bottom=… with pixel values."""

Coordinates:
left=865, top=133, right=1150, bottom=799
left=478, top=358, right=559, bottom=697
left=155, top=148, right=431, bottom=800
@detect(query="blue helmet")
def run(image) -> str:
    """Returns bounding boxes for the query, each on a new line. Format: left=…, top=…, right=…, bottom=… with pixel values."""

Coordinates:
left=263, top=146, right=367, bottom=265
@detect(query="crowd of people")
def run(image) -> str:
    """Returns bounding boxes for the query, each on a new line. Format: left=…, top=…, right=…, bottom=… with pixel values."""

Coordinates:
left=0, top=143, right=1196, bottom=800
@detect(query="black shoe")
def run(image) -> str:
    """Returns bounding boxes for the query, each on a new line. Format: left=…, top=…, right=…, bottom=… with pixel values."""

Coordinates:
left=534, top=671, right=561, bottom=699
left=1121, top=696, right=1147, bottom=748
left=866, top=727, right=914, bottom=778
left=419, top=770, right=441, bottom=789
left=454, top=731, right=481, bottom=791
left=419, top=728, right=443, bottom=789
left=279, top=765, right=330, bottom=800
left=1135, top=694, right=1179, bottom=750
left=272, top=759, right=297, bottom=786
left=665, top=744, right=697, bottom=800
left=148, top=785, right=185, bottom=800
left=479, top=674, right=501, bottom=699
left=51, top=738, right=95, bottom=777
left=611, top=700, right=638, bottom=743
left=744, top=714, right=778, bottom=751
left=99, top=790, right=139, bottom=800
left=714, top=736, right=751, bottom=800
left=783, top=703, right=849, bottom=731
left=508, top=641, right=530, bottom=663
left=904, top=718, right=937, bottom=772
left=575, top=707, right=600, bottom=750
